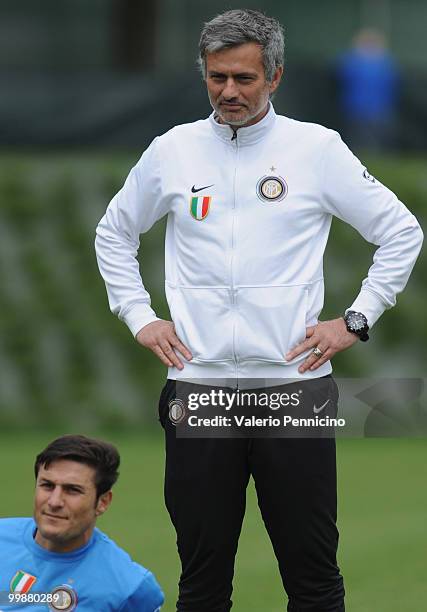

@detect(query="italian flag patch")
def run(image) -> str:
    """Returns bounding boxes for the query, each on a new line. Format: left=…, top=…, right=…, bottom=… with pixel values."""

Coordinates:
left=190, top=196, right=211, bottom=220
left=10, top=570, right=37, bottom=593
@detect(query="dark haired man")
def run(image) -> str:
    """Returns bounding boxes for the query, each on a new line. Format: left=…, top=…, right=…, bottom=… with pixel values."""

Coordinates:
left=95, top=8, right=423, bottom=612
left=0, top=435, right=163, bottom=611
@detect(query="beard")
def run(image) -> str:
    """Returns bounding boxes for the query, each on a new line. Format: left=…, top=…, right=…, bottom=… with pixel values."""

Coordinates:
left=209, top=93, right=269, bottom=127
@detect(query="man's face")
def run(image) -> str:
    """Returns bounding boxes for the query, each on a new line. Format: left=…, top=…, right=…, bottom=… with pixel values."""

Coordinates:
left=205, top=42, right=283, bottom=127
left=34, top=459, right=111, bottom=553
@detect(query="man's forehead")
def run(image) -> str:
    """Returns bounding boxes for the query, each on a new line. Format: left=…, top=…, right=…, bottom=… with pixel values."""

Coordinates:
left=206, top=42, right=264, bottom=72
left=38, top=459, right=96, bottom=485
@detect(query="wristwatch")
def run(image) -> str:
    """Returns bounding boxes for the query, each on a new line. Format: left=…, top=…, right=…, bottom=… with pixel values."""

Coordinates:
left=343, top=310, right=369, bottom=342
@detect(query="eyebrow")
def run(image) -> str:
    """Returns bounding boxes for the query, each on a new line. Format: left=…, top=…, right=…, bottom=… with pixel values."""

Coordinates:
left=208, top=71, right=257, bottom=78
left=39, top=478, right=86, bottom=492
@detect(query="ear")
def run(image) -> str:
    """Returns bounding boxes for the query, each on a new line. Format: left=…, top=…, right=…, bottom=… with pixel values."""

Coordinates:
left=95, top=490, right=112, bottom=517
left=269, top=66, right=284, bottom=95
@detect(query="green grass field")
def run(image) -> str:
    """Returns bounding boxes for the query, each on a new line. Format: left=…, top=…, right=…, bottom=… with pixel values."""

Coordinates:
left=1, top=431, right=426, bottom=611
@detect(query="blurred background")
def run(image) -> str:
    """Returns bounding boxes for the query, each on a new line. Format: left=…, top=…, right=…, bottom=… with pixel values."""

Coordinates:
left=2, top=0, right=427, bottom=149
left=0, top=1, right=426, bottom=610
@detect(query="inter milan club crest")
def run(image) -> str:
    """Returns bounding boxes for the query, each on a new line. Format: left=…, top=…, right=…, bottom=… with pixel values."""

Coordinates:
left=256, top=174, right=288, bottom=203
left=49, top=585, right=78, bottom=611
left=168, top=398, right=187, bottom=425
left=190, top=195, right=211, bottom=220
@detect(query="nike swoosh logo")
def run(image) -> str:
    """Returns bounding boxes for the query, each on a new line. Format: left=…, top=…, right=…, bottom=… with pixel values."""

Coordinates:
left=191, top=184, right=214, bottom=193
left=313, top=399, right=330, bottom=414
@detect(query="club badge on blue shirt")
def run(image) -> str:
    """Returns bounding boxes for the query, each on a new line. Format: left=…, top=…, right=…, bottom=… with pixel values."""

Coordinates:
left=49, top=585, right=78, bottom=611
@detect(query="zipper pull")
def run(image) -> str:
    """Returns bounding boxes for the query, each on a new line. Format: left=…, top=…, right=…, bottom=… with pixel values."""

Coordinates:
left=231, top=129, right=237, bottom=141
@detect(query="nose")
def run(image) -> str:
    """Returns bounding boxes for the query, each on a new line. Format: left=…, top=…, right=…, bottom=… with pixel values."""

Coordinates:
left=47, top=486, right=65, bottom=509
left=222, top=77, right=239, bottom=100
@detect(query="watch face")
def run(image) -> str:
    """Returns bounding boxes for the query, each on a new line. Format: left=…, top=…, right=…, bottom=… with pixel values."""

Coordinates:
left=345, top=311, right=368, bottom=335
left=349, top=313, right=366, bottom=331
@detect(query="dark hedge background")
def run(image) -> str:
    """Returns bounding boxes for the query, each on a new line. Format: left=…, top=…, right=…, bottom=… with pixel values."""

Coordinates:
left=0, top=153, right=425, bottom=427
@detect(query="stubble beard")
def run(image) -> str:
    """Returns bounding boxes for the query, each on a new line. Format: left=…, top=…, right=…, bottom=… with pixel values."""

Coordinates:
left=209, top=94, right=269, bottom=128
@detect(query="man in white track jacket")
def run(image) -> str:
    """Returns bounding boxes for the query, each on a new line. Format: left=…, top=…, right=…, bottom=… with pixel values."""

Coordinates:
left=95, top=9, right=423, bottom=612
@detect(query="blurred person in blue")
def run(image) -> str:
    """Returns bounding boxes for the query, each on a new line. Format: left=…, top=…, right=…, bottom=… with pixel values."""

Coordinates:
left=96, top=8, right=422, bottom=612
left=0, top=435, right=163, bottom=612
left=336, top=27, right=399, bottom=151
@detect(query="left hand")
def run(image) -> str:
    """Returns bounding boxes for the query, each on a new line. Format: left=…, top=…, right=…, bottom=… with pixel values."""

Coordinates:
left=285, top=318, right=359, bottom=373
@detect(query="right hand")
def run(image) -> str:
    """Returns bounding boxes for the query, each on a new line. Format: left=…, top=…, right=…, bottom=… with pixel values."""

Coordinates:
left=136, top=320, right=193, bottom=370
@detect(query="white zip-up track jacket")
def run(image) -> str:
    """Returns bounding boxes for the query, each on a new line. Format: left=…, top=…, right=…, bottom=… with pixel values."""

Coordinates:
left=95, top=105, right=423, bottom=381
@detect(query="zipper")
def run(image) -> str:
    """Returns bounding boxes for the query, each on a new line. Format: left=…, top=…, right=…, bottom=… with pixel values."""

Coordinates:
left=230, top=128, right=239, bottom=381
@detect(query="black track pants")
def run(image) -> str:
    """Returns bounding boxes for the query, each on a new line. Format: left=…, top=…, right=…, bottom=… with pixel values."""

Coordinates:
left=159, top=379, right=345, bottom=612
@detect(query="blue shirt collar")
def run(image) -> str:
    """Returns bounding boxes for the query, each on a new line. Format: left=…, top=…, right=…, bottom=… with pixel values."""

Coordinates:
left=25, top=518, right=97, bottom=562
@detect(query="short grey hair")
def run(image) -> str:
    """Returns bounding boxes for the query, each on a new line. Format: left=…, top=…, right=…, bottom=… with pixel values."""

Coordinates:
left=198, top=9, right=284, bottom=82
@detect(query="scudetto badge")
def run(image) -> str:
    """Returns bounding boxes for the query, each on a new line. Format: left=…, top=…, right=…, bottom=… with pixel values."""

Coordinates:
left=190, top=195, right=211, bottom=220
left=10, top=570, right=37, bottom=594
left=256, top=175, right=288, bottom=203
left=49, top=585, right=77, bottom=611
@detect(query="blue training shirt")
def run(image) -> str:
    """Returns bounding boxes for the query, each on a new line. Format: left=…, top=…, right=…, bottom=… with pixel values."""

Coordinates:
left=0, top=518, right=164, bottom=611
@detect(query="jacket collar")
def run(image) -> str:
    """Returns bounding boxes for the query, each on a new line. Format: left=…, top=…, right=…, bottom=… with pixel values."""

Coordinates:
left=209, top=102, right=276, bottom=146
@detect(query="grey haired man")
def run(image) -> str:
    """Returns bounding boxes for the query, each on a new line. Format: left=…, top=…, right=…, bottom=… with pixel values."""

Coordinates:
left=96, top=8, right=423, bottom=612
